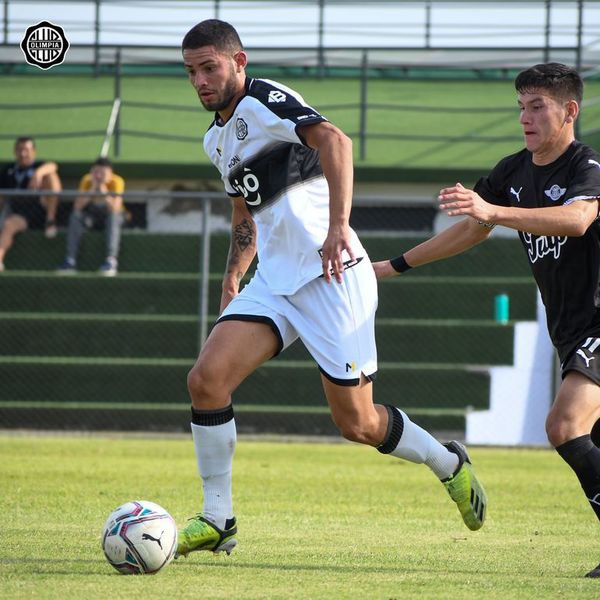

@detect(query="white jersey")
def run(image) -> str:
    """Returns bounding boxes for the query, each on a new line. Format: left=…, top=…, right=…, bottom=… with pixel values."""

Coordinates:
left=203, top=77, right=365, bottom=295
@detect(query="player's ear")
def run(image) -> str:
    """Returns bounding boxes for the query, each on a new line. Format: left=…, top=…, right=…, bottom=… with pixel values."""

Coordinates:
left=233, top=51, right=247, bottom=71
left=565, top=99, right=579, bottom=123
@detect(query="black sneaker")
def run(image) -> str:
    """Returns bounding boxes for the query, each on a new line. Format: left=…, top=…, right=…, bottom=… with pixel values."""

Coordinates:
left=585, top=563, right=600, bottom=578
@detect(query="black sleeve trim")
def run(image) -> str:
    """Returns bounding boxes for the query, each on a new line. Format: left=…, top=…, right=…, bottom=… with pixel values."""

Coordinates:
left=295, top=117, right=328, bottom=146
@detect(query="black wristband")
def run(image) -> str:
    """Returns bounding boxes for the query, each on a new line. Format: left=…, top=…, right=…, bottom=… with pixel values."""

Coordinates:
left=390, top=254, right=412, bottom=273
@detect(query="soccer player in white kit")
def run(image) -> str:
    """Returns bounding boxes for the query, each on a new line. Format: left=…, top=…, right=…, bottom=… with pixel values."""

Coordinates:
left=176, top=19, right=487, bottom=558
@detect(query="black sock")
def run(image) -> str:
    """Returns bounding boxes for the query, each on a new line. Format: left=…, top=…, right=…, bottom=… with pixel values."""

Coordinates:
left=556, top=434, right=600, bottom=521
left=191, top=404, right=234, bottom=426
left=376, top=405, right=404, bottom=454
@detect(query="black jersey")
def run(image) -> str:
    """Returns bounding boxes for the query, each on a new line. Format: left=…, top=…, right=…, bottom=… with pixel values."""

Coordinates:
left=474, top=141, right=600, bottom=362
left=0, top=160, right=44, bottom=190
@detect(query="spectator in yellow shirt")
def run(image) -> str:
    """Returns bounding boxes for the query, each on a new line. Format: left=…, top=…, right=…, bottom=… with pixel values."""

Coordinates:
left=57, top=157, right=125, bottom=276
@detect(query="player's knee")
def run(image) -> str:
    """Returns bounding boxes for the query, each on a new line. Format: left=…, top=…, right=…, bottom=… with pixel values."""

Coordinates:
left=186, top=364, right=209, bottom=399
left=335, top=416, right=380, bottom=446
left=546, top=411, right=575, bottom=447
left=186, top=361, right=226, bottom=406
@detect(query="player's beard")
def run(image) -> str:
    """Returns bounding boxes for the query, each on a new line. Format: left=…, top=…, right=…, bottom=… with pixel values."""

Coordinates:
left=199, top=66, right=239, bottom=113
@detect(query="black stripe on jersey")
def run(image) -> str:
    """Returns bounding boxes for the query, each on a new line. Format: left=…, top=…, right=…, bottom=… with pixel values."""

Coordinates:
left=246, top=78, right=326, bottom=135
left=227, top=141, right=323, bottom=213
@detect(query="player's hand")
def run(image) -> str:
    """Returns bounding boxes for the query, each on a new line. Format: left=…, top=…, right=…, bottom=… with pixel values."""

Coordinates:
left=371, top=260, right=398, bottom=280
left=321, top=224, right=355, bottom=284
left=438, top=182, right=496, bottom=224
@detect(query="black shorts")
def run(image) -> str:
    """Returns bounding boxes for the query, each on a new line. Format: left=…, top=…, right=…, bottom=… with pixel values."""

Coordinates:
left=561, top=337, right=600, bottom=386
left=8, top=198, right=47, bottom=229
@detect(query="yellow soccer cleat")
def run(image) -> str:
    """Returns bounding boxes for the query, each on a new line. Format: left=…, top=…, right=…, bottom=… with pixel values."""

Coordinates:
left=175, top=515, right=237, bottom=558
left=442, top=441, right=487, bottom=531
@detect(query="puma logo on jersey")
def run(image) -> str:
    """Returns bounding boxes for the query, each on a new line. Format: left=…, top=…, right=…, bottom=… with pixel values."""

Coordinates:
left=510, top=186, right=522, bottom=202
left=588, top=159, right=600, bottom=169
left=544, top=184, right=566, bottom=202
left=577, top=349, right=596, bottom=368
left=268, top=90, right=287, bottom=103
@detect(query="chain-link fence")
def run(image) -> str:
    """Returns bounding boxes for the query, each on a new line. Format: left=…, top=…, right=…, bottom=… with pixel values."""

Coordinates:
left=0, top=188, right=538, bottom=436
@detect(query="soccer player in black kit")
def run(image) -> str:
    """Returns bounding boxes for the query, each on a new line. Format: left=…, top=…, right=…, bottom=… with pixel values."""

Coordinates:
left=373, top=62, right=600, bottom=578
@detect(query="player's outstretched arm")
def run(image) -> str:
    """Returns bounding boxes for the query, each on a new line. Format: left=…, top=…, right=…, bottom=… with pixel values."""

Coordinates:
left=221, top=196, right=257, bottom=313
left=439, top=182, right=599, bottom=237
left=372, top=217, right=492, bottom=281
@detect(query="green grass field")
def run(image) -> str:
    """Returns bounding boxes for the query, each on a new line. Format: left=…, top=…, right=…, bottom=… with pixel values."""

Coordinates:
left=2, top=433, right=600, bottom=599
left=2, top=74, right=600, bottom=170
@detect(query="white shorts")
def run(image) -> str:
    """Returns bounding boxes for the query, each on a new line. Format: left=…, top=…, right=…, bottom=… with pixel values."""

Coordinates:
left=218, top=256, right=378, bottom=385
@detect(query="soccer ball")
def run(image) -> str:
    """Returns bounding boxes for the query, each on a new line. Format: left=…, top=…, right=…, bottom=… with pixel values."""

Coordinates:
left=101, top=500, right=178, bottom=575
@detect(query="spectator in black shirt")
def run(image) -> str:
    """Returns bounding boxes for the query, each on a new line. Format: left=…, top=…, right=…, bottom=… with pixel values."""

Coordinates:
left=0, top=136, right=62, bottom=271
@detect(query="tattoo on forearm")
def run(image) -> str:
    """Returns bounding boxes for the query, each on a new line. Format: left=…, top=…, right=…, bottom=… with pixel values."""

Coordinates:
left=234, top=218, right=254, bottom=252
left=226, top=218, right=254, bottom=280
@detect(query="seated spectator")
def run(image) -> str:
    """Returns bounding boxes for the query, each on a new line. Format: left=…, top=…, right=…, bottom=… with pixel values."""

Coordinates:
left=0, top=136, right=61, bottom=271
left=57, top=157, right=125, bottom=277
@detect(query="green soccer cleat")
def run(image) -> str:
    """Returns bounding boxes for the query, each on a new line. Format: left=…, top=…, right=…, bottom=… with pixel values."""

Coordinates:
left=442, top=441, right=487, bottom=531
left=175, top=515, right=238, bottom=558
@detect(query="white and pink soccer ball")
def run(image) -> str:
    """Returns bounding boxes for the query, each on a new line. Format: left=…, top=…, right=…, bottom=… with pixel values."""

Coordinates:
left=102, top=500, right=177, bottom=575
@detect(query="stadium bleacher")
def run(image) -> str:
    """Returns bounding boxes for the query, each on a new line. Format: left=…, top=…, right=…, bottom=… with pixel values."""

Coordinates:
left=0, top=229, right=537, bottom=436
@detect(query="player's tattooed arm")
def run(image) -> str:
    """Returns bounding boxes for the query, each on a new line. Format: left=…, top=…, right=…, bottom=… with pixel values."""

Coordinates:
left=221, top=197, right=257, bottom=312
left=226, top=217, right=255, bottom=280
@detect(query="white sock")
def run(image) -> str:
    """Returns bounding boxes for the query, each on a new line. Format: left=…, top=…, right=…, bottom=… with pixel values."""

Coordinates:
left=191, top=418, right=236, bottom=529
left=384, top=407, right=459, bottom=479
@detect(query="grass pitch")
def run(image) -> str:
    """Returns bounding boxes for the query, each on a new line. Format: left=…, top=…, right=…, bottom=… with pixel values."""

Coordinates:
left=1, top=433, right=599, bottom=599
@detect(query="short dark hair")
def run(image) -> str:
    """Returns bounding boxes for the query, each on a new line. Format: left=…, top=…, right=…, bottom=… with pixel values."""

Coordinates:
left=92, top=157, right=113, bottom=169
left=515, top=63, right=583, bottom=105
left=14, top=136, right=35, bottom=148
left=181, top=19, right=243, bottom=55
